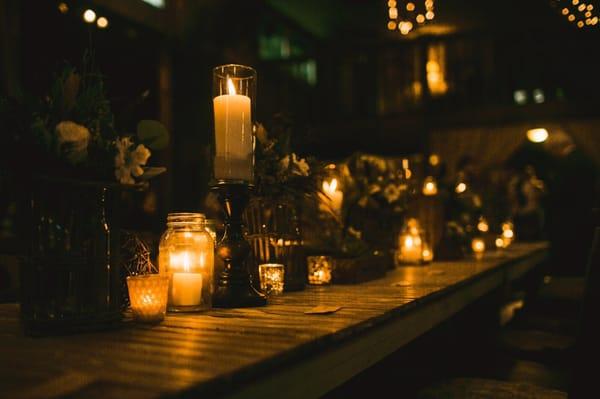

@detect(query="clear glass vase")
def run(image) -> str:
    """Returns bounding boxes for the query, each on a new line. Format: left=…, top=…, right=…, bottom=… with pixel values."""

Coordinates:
left=158, top=213, right=214, bottom=312
left=244, top=198, right=306, bottom=291
left=20, top=177, right=123, bottom=335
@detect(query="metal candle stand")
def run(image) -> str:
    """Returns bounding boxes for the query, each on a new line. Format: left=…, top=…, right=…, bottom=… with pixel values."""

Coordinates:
left=211, top=181, right=266, bottom=308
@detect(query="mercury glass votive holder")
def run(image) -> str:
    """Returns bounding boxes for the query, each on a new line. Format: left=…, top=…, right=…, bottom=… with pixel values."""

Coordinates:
left=127, top=275, right=169, bottom=323
left=258, top=263, right=285, bottom=295
left=307, top=256, right=333, bottom=285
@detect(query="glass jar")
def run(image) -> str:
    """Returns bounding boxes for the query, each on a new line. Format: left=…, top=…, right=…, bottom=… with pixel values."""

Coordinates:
left=159, top=213, right=214, bottom=312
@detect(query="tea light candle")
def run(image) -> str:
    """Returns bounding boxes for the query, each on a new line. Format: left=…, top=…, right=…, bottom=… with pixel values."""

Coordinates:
left=495, top=236, right=505, bottom=249
left=127, top=275, right=169, bottom=323
left=259, top=263, right=285, bottom=295
left=322, top=178, right=343, bottom=216
left=307, top=256, right=333, bottom=285
left=422, top=244, right=434, bottom=263
left=477, top=217, right=489, bottom=233
left=472, top=238, right=486, bottom=260
left=213, top=78, right=252, bottom=181
left=502, top=227, right=514, bottom=247
left=422, top=176, right=438, bottom=196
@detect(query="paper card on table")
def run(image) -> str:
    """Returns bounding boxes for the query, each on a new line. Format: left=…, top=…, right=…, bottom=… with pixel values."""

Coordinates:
left=304, top=306, right=342, bottom=315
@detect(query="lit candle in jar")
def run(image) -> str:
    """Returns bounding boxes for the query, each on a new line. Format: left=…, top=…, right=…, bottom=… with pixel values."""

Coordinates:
left=477, top=217, right=489, bottom=233
left=169, top=251, right=203, bottom=307
left=307, top=256, right=333, bottom=285
left=495, top=236, right=505, bottom=249
left=472, top=238, right=486, bottom=260
left=322, top=178, right=343, bottom=216
left=399, top=232, right=423, bottom=264
left=422, top=176, right=438, bottom=196
left=259, top=263, right=285, bottom=295
left=502, top=227, right=514, bottom=247
left=213, top=66, right=255, bottom=182
left=422, top=244, right=434, bottom=263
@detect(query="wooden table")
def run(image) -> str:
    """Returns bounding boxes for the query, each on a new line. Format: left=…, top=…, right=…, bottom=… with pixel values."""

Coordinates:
left=0, top=242, right=548, bottom=399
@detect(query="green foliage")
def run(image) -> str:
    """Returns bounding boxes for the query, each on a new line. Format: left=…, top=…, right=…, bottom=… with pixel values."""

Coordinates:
left=254, top=113, right=325, bottom=205
left=1, top=52, right=167, bottom=183
left=137, top=120, right=170, bottom=150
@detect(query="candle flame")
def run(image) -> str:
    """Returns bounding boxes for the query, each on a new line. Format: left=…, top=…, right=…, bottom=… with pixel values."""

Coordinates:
left=405, top=236, right=414, bottom=248
left=323, top=178, right=338, bottom=196
left=183, top=252, right=191, bottom=272
left=227, top=78, right=236, bottom=95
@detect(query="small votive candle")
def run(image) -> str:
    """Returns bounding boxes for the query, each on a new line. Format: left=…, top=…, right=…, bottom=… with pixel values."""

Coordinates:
left=127, top=275, right=169, bottom=323
left=472, top=238, right=486, bottom=260
left=422, top=244, right=434, bottom=263
left=259, top=263, right=285, bottom=295
left=495, top=236, right=505, bottom=249
left=307, top=256, right=333, bottom=285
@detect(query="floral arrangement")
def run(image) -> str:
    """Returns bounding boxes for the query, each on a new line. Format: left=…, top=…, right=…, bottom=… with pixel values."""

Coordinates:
left=253, top=114, right=323, bottom=203
left=0, top=54, right=168, bottom=184
left=303, top=153, right=410, bottom=258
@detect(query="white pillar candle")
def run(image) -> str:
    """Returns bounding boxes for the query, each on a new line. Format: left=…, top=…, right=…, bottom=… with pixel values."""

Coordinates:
left=170, top=272, right=203, bottom=306
left=322, top=178, right=343, bottom=216
left=213, top=78, right=252, bottom=181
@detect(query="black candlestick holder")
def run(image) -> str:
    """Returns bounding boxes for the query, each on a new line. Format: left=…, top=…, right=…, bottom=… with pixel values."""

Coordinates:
left=211, top=181, right=266, bottom=308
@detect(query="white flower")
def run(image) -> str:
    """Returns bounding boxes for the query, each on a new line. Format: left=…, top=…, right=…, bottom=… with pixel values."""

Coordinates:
left=55, top=121, right=90, bottom=164
left=255, top=123, right=268, bottom=145
left=114, top=137, right=151, bottom=184
left=280, top=153, right=310, bottom=177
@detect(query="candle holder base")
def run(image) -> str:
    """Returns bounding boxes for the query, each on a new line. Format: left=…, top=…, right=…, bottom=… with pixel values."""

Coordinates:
left=211, top=182, right=266, bottom=308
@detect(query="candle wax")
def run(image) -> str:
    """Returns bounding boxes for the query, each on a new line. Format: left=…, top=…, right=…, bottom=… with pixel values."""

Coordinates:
left=213, top=93, right=252, bottom=181
left=170, top=272, right=203, bottom=306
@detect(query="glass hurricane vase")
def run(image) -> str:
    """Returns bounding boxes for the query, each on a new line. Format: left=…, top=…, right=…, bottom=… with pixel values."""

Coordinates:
left=244, top=197, right=306, bottom=292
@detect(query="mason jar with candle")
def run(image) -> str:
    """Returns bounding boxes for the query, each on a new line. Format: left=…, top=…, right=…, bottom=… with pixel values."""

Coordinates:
left=212, top=64, right=256, bottom=183
left=159, top=213, right=214, bottom=312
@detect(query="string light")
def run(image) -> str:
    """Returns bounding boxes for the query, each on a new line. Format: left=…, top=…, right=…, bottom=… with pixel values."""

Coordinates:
left=58, top=2, right=69, bottom=14
left=386, top=0, right=435, bottom=34
left=97, top=16, right=109, bottom=29
left=559, top=0, right=599, bottom=29
left=83, top=9, right=96, bottom=23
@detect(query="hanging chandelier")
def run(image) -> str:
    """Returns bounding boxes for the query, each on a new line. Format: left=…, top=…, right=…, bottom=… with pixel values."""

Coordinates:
left=386, top=0, right=435, bottom=35
left=557, top=0, right=598, bottom=28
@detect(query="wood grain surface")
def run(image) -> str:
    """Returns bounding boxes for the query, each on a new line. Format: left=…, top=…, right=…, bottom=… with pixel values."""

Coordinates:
left=0, top=243, right=548, bottom=399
